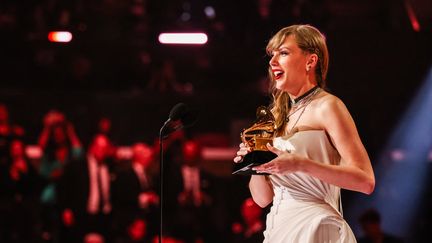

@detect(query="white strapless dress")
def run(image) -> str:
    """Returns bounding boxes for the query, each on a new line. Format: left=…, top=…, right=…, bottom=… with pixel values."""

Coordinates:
left=263, top=130, right=357, bottom=243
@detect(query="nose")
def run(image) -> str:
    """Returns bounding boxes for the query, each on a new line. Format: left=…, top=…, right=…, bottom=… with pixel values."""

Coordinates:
left=269, top=54, right=278, bottom=67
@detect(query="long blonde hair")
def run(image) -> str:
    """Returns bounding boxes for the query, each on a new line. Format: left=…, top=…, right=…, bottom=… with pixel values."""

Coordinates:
left=266, top=24, right=329, bottom=135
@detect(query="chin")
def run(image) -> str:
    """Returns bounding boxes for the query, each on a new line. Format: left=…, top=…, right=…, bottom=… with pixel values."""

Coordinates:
left=275, top=81, right=289, bottom=91
left=274, top=80, right=284, bottom=89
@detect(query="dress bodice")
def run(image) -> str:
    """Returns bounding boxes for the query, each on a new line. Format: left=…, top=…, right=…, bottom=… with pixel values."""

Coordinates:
left=270, top=129, right=342, bottom=212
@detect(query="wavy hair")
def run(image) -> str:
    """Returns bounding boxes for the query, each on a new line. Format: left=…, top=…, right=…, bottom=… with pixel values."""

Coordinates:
left=266, top=25, right=329, bottom=135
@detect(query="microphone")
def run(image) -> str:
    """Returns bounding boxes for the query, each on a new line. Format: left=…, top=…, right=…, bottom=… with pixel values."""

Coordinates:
left=160, top=103, right=198, bottom=137
left=158, top=103, right=197, bottom=243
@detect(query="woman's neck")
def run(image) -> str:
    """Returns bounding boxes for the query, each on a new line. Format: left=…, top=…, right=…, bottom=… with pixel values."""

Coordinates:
left=288, top=82, right=317, bottom=101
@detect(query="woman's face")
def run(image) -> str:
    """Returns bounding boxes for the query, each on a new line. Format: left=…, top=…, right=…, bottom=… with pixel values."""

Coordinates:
left=269, top=35, right=309, bottom=92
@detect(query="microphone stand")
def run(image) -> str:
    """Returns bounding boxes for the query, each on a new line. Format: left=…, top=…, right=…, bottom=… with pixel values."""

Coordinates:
left=158, top=126, right=165, bottom=243
left=158, top=116, right=191, bottom=243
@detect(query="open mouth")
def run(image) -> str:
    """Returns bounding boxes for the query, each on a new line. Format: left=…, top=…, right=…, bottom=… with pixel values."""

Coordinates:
left=273, top=70, right=284, bottom=79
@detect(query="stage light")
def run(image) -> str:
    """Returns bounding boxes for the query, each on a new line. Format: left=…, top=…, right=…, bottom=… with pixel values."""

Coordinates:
left=404, top=0, right=421, bottom=32
left=204, top=6, right=216, bottom=19
left=390, top=149, right=405, bottom=161
left=158, top=33, right=208, bottom=45
left=48, top=31, right=73, bottom=43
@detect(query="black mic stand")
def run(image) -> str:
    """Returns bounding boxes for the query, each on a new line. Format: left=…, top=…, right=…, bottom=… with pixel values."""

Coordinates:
left=158, top=125, right=166, bottom=243
left=158, top=105, right=196, bottom=243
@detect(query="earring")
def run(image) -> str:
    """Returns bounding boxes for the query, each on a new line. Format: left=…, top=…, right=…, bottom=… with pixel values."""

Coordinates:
left=306, top=67, right=310, bottom=71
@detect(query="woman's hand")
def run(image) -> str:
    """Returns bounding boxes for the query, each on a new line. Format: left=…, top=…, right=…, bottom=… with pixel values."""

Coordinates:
left=253, top=143, right=301, bottom=174
left=233, top=143, right=251, bottom=163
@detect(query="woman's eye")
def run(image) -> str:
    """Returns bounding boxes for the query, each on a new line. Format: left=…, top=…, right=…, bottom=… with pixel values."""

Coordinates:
left=280, top=51, right=289, bottom=56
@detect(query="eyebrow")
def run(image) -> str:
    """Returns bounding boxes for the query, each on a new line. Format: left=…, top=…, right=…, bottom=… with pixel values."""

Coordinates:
left=269, top=46, right=291, bottom=55
left=278, top=45, right=292, bottom=51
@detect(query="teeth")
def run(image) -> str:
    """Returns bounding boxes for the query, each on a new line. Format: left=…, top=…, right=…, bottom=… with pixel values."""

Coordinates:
left=274, top=71, right=283, bottom=77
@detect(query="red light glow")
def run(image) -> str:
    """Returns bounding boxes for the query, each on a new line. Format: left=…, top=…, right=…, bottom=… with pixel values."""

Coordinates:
left=404, top=0, right=421, bottom=32
left=48, top=31, right=73, bottom=43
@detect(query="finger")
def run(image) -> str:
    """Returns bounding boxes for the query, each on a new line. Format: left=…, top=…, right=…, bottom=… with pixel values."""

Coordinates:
left=238, top=148, right=250, bottom=154
left=239, top=147, right=249, bottom=152
left=253, top=161, right=274, bottom=171
left=252, top=166, right=266, bottom=173
left=266, top=143, right=282, bottom=155
left=260, top=162, right=275, bottom=170
left=237, top=149, right=248, bottom=156
left=233, top=156, right=243, bottom=163
left=254, top=167, right=272, bottom=174
left=240, top=143, right=252, bottom=151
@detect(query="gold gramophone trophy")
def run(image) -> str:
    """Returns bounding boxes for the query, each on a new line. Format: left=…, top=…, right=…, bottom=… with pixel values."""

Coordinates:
left=232, top=106, right=277, bottom=175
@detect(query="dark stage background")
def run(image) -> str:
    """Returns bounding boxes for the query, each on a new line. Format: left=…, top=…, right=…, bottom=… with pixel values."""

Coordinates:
left=1, top=0, right=432, bottom=242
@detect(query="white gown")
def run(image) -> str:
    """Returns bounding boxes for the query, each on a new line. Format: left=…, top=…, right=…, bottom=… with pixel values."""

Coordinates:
left=263, top=130, right=357, bottom=243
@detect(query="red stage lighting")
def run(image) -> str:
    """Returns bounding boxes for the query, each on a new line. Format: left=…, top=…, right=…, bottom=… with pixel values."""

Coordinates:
left=404, top=0, right=421, bottom=32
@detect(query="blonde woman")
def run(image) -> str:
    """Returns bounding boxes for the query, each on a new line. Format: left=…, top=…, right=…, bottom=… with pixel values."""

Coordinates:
left=234, top=24, right=375, bottom=242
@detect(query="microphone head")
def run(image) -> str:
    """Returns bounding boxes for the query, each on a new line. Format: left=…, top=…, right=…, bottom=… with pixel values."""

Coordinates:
left=169, top=103, right=198, bottom=128
left=169, top=103, right=188, bottom=121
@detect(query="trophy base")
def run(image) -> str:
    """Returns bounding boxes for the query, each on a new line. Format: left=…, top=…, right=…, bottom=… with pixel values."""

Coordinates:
left=232, top=151, right=277, bottom=175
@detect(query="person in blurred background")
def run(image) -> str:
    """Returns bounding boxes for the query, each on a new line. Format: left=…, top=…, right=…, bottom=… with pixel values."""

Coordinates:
left=0, top=139, right=42, bottom=242
left=97, top=117, right=112, bottom=138
left=58, top=134, right=113, bottom=242
left=234, top=24, right=375, bottom=242
left=358, top=208, right=404, bottom=243
left=112, top=142, right=159, bottom=242
left=0, top=103, right=25, bottom=166
left=231, top=197, right=264, bottom=243
left=38, top=110, right=83, bottom=204
left=37, top=110, right=83, bottom=241
left=94, top=116, right=119, bottom=171
left=165, top=139, right=214, bottom=243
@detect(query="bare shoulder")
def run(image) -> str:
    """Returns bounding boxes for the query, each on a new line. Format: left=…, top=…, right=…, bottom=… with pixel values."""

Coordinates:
left=312, top=91, right=357, bottom=135
left=309, top=91, right=356, bottom=131
left=313, top=91, right=347, bottom=114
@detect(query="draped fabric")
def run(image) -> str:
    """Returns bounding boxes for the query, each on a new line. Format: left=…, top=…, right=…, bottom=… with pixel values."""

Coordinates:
left=263, top=130, right=356, bottom=243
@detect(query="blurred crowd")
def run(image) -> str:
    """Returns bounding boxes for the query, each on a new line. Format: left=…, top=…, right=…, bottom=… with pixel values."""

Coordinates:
left=0, top=101, right=408, bottom=243
left=0, top=102, right=266, bottom=243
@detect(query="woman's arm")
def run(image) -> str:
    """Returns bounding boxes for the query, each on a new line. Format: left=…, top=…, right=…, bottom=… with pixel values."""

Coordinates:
left=234, top=143, right=274, bottom=207
left=65, top=122, right=82, bottom=148
left=315, top=96, right=375, bottom=194
left=249, top=175, right=274, bottom=208
left=255, top=95, right=375, bottom=194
